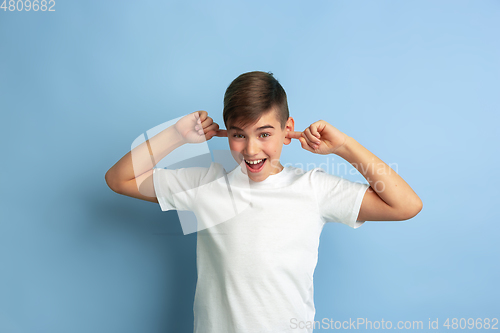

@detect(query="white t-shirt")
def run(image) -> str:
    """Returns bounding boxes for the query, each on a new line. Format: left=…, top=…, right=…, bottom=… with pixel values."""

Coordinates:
left=153, top=162, right=370, bottom=333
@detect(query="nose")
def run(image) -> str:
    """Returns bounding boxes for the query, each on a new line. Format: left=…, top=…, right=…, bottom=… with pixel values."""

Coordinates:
left=245, top=137, right=260, bottom=156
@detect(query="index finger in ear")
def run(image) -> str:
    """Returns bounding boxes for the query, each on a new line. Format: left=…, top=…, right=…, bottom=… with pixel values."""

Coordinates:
left=215, top=129, right=228, bottom=137
left=286, top=130, right=303, bottom=139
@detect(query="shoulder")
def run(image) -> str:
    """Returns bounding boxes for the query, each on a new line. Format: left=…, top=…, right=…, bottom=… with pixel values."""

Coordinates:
left=302, top=167, right=368, bottom=196
left=279, top=166, right=344, bottom=191
left=154, top=162, right=226, bottom=184
left=203, top=162, right=227, bottom=183
left=301, top=166, right=343, bottom=185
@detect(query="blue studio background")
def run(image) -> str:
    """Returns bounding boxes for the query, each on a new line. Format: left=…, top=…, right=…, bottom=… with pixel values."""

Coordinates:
left=1, top=0, right=499, bottom=332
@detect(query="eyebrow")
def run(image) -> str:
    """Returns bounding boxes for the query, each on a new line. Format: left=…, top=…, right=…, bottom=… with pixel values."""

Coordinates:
left=229, top=125, right=275, bottom=131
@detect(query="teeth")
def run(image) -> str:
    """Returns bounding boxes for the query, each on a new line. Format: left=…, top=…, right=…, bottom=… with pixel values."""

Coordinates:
left=245, top=159, right=264, bottom=164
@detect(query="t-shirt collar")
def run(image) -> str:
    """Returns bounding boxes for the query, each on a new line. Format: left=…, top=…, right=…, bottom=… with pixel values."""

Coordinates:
left=228, top=164, right=292, bottom=189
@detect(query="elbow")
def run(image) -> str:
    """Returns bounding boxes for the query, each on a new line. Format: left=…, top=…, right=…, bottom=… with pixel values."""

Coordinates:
left=413, top=197, right=423, bottom=216
left=400, top=197, right=423, bottom=220
left=105, top=170, right=120, bottom=193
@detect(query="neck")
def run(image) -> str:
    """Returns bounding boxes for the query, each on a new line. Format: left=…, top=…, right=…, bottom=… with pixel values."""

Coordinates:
left=271, top=163, right=284, bottom=175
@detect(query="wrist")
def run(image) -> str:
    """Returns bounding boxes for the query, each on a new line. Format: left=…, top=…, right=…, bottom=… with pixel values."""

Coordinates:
left=170, top=126, right=188, bottom=147
left=331, top=134, right=352, bottom=156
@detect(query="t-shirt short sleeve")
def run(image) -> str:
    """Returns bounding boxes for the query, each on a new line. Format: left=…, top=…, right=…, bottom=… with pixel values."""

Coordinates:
left=152, top=165, right=212, bottom=212
left=312, top=168, right=370, bottom=229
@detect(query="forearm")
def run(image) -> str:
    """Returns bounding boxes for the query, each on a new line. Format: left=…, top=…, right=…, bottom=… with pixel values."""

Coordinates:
left=334, top=136, right=422, bottom=211
left=106, top=125, right=185, bottom=186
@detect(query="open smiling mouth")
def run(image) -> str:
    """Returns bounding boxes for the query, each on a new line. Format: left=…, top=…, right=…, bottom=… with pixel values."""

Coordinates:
left=244, top=158, right=267, bottom=172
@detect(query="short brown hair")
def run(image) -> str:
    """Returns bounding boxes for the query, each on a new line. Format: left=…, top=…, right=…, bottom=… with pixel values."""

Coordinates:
left=223, top=71, right=289, bottom=130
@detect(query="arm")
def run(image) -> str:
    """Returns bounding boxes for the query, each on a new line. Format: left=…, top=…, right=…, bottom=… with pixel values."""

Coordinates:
left=105, top=125, right=185, bottom=203
left=334, top=136, right=422, bottom=221
left=105, top=111, right=222, bottom=203
left=289, top=120, right=422, bottom=222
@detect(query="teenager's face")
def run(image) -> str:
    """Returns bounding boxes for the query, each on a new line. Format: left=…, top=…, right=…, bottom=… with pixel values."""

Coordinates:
left=228, top=109, right=294, bottom=182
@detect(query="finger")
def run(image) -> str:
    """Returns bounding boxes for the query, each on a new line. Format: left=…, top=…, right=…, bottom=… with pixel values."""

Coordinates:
left=200, top=116, right=213, bottom=130
left=309, top=124, right=321, bottom=140
left=192, top=112, right=203, bottom=130
left=304, top=128, right=320, bottom=145
left=215, top=129, right=228, bottom=137
left=194, top=118, right=206, bottom=135
left=286, top=130, right=303, bottom=139
left=301, top=131, right=315, bottom=149
left=204, top=123, right=219, bottom=138
left=299, top=136, right=313, bottom=152
left=197, top=110, right=208, bottom=123
left=303, top=131, right=321, bottom=151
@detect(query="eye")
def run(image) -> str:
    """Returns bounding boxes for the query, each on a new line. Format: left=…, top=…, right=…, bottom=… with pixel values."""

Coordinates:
left=260, top=133, right=270, bottom=138
left=233, top=134, right=244, bottom=139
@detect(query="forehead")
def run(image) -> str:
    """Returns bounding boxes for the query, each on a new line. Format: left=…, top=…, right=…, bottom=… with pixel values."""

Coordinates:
left=229, top=111, right=280, bottom=132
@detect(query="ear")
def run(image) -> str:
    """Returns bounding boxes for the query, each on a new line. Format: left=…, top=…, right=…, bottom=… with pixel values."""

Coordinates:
left=283, top=117, right=295, bottom=145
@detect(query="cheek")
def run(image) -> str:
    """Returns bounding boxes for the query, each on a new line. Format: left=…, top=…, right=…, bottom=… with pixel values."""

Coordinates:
left=229, top=140, right=241, bottom=151
left=265, top=139, right=281, bottom=154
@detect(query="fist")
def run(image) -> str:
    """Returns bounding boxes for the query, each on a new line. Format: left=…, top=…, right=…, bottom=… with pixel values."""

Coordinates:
left=174, top=111, right=226, bottom=144
left=286, top=120, right=348, bottom=155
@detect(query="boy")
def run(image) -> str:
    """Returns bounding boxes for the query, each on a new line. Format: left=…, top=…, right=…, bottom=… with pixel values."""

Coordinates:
left=105, top=71, right=422, bottom=333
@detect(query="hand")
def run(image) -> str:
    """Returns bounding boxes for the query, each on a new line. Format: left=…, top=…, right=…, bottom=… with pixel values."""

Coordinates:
left=174, top=111, right=227, bottom=144
left=286, top=120, right=348, bottom=155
